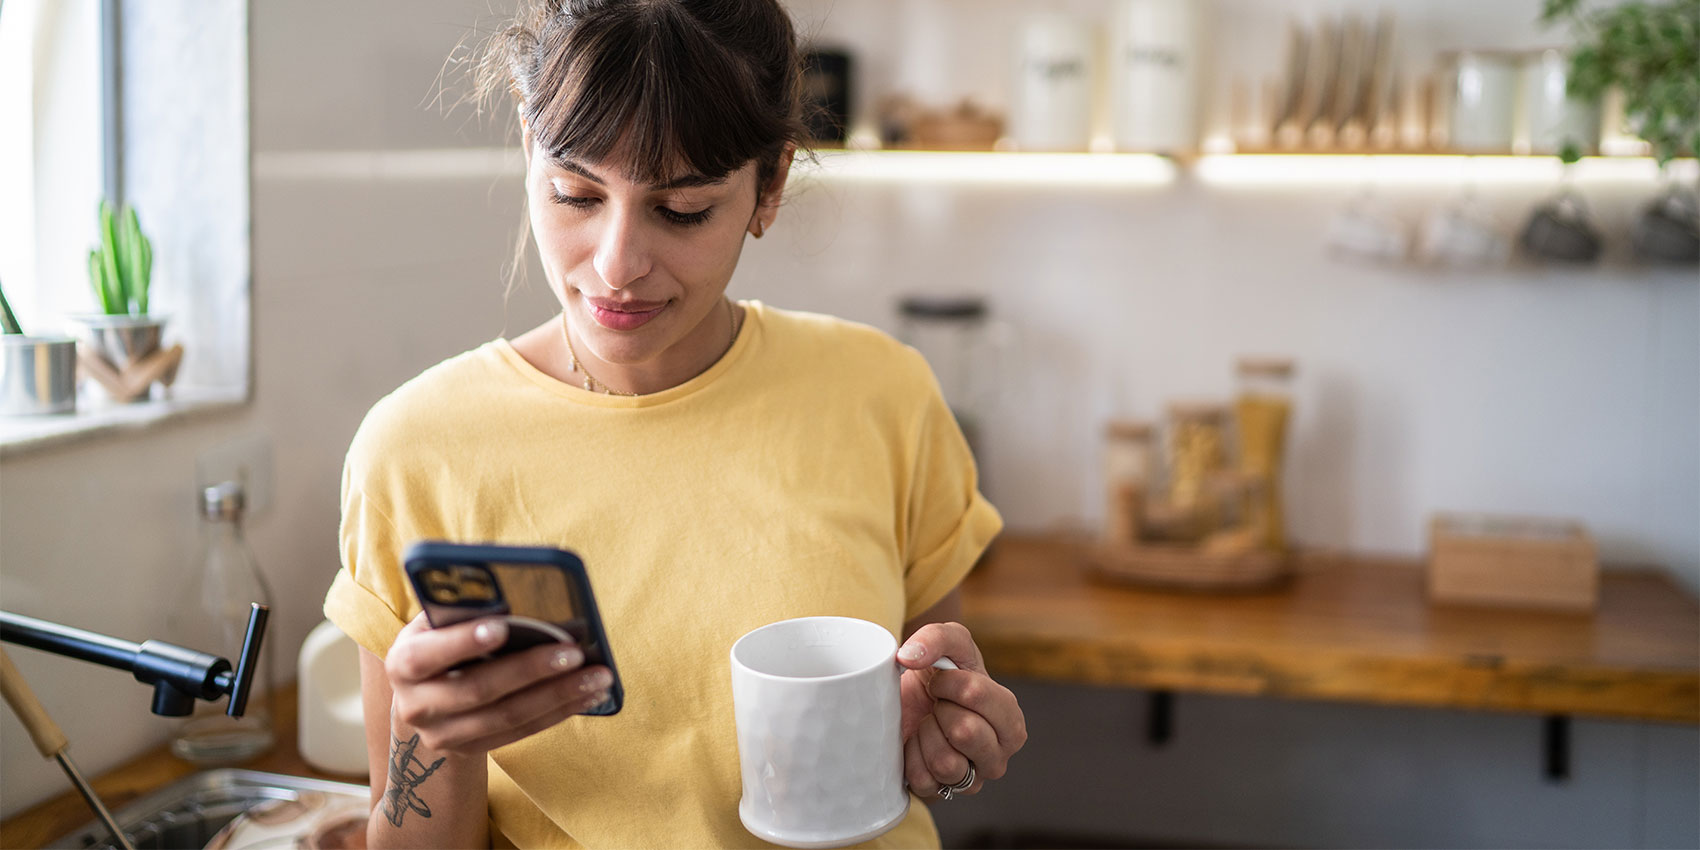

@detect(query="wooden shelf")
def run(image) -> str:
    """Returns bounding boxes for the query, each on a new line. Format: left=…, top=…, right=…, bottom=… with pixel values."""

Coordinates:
left=960, top=536, right=1700, bottom=724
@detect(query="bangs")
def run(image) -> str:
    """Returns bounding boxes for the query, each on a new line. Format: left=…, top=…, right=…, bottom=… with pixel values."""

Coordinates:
left=523, top=3, right=787, bottom=184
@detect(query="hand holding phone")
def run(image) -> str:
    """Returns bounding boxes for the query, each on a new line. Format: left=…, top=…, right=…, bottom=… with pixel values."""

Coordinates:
left=403, top=541, right=623, bottom=716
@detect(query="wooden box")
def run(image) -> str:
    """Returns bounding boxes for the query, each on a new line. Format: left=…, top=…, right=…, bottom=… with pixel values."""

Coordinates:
left=1427, top=514, right=1598, bottom=611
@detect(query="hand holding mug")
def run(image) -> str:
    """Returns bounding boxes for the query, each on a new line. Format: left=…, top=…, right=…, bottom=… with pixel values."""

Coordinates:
left=896, top=622, right=1028, bottom=801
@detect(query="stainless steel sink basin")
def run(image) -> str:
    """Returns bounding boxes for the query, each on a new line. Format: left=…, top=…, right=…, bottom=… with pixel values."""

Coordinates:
left=48, top=769, right=368, bottom=850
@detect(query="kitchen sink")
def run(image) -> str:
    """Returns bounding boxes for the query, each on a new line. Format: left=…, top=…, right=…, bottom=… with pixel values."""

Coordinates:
left=47, top=769, right=368, bottom=850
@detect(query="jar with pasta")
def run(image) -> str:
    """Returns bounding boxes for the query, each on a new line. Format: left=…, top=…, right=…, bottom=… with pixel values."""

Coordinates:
left=1235, top=357, right=1294, bottom=551
left=1165, top=402, right=1228, bottom=530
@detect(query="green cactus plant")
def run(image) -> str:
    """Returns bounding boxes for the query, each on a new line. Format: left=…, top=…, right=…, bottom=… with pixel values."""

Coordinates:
left=88, top=199, right=153, bottom=316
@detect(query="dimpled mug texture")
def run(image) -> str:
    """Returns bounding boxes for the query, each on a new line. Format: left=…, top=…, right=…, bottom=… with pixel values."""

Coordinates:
left=730, top=617, right=910, bottom=848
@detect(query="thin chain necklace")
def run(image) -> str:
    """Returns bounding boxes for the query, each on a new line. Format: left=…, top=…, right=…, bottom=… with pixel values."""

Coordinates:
left=560, top=298, right=742, bottom=396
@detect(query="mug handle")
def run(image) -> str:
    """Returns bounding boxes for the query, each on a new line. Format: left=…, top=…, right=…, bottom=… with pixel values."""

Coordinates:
left=931, top=657, right=958, bottom=671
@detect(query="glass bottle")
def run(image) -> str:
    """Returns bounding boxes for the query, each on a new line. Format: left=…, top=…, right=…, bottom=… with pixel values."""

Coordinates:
left=896, top=295, right=993, bottom=461
left=167, top=480, right=276, bottom=763
left=1234, top=357, right=1294, bottom=551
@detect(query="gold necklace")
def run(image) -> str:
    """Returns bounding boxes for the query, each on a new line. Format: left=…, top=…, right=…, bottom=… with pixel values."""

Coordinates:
left=560, top=298, right=742, bottom=396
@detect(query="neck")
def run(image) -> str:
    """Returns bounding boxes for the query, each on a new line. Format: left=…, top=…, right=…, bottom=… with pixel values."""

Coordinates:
left=565, top=298, right=740, bottom=395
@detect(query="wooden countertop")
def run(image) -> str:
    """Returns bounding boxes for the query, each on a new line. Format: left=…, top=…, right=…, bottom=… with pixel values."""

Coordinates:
left=0, top=683, right=367, bottom=849
left=6, top=538, right=1696, bottom=846
left=959, top=537, right=1700, bottom=724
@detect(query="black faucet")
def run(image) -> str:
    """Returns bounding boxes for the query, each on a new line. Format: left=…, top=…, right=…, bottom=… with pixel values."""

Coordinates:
left=0, top=603, right=268, bottom=717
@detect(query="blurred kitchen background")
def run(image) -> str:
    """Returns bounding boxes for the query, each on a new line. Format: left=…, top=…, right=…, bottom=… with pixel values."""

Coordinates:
left=1, top=0, right=1696, bottom=847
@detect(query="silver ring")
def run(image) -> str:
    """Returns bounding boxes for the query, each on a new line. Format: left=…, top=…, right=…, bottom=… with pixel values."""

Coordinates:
left=935, top=760, right=976, bottom=800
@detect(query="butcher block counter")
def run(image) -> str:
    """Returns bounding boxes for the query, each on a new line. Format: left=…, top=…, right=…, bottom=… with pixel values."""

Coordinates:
left=958, top=536, right=1699, bottom=724
left=5, top=535, right=1696, bottom=847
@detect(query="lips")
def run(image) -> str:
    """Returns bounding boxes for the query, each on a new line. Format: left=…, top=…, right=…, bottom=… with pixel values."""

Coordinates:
left=586, top=297, right=669, bottom=331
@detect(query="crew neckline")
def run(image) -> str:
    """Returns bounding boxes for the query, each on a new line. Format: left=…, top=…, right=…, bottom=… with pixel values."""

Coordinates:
left=493, top=300, right=764, bottom=408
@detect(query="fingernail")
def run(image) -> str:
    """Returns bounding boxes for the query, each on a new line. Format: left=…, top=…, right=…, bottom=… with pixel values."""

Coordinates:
left=551, top=647, right=582, bottom=670
left=897, top=644, right=925, bottom=662
left=582, top=670, right=612, bottom=691
left=475, top=619, right=507, bottom=647
left=589, top=690, right=611, bottom=706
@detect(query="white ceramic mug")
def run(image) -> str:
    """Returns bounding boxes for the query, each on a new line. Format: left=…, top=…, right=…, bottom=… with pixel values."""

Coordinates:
left=730, top=616, right=956, bottom=849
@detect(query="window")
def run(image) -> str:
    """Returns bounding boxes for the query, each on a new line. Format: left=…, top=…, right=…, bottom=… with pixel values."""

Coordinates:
left=0, top=0, right=250, bottom=453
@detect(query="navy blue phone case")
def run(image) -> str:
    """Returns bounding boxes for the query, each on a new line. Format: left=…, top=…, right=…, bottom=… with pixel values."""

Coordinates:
left=403, top=540, right=623, bottom=716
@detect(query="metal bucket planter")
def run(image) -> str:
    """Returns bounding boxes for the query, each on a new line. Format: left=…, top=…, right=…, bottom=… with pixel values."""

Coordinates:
left=1, top=336, right=78, bottom=416
left=69, top=314, right=169, bottom=403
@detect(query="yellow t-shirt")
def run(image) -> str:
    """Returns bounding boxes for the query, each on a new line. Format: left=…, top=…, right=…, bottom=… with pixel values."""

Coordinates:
left=324, top=301, right=1003, bottom=849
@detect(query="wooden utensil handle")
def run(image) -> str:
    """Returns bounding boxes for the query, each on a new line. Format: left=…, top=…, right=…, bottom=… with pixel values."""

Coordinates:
left=0, top=647, right=70, bottom=759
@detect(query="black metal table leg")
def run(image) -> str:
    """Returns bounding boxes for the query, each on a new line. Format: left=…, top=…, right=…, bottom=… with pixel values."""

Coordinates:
left=1544, top=714, right=1570, bottom=782
left=1147, top=690, right=1174, bottom=747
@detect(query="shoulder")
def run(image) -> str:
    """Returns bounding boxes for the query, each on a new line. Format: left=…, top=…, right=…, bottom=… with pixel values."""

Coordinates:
left=753, top=303, right=936, bottom=397
left=344, top=342, right=511, bottom=483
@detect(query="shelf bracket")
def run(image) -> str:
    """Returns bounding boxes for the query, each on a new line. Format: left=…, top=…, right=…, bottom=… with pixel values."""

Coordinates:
left=1544, top=714, right=1571, bottom=782
left=1146, top=690, right=1174, bottom=747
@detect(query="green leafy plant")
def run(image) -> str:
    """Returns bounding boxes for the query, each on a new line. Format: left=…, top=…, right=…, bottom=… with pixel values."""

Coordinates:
left=1542, top=0, right=1700, bottom=165
left=88, top=199, right=153, bottom=316
left=0, top=279, right=22, bottom=334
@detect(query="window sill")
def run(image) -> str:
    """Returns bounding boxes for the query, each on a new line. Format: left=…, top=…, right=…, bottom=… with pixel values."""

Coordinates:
left=0, top=387, right=248, bottom=459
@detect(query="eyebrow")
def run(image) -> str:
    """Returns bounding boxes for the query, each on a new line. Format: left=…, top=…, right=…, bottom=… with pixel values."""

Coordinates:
left=550, top=157, right=727, bottom=191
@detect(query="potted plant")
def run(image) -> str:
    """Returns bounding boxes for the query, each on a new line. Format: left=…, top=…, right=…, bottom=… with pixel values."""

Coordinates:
left=0, top=280, right=78, bottom=415
left=1542, top=0, right=1699, bottom=167
left=71, top=199, right=170, bottom=401
left=1532, top=0, right=1699, bottom=264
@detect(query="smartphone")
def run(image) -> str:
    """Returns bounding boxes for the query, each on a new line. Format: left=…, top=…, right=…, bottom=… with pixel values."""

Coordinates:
left=403, top=541, right=623, bottom=716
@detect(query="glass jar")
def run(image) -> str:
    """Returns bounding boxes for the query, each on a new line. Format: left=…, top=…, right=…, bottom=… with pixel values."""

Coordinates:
left=897, top=295, right=995, bottom=460
left=1166, top=402, right=1227, bottom=515
left=1103, top=420, right=1154, bottom=545
left=1235, top=357, right=1294, bottom=551
left=166, top=481, right=276, bottom=763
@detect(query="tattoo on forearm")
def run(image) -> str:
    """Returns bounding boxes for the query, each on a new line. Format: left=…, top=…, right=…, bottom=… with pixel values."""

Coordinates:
left=383, top=732, right=447, bottom=828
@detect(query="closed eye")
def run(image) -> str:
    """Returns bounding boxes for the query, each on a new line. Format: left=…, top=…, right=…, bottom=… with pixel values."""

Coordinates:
left=549, top=191, right=598, bottom=209
left=658, top=206, right=713, bottom=227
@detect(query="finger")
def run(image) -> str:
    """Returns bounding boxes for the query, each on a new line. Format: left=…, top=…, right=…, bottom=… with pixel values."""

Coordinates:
left=421, top=664, right=613, bottom=752
left=460, top=679, right=614, bottom=754
left=399, top=641, right=585, bottom=722
left=918, top=714, right=972, bottom=789
left=903, top=729, right=937, bottom=797
left=925, top=670, right=1026, bottom=753
left=386, top=615, right=513, bottom=683
left=896, top=622, right=985, bottom=674
left=932, top=699, right=1003, bottom=782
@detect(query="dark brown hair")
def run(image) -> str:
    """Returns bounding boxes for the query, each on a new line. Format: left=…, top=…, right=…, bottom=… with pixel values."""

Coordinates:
left=479, top=0, right=808, bottom=193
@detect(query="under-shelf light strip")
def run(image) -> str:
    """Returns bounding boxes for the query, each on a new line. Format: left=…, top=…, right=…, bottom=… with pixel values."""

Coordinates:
left=800, top=150, right=1178, bottom=187
left=1194, top=154, right=1698, bottom=186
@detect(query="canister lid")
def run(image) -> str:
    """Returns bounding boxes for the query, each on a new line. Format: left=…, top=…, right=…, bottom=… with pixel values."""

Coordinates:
left=201, top=481, right=246, bottom=520
left=898, top=295, right=987, bottom=321
left=1105, top=420, right=1154, bottom=440
left=1167, top=401, right=1229, bottom=421
left=1236, top=356, right=1295, bottom=377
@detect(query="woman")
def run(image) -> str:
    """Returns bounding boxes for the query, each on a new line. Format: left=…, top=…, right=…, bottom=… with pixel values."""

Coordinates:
left=323, top=1, right=1025, bottom=846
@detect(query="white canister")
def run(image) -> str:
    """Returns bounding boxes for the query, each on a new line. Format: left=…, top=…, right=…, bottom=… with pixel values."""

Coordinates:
left=1519, top=48, right=1601, bottom=156
left=297, top=619, right=368, bottom=776
left=1110, top=0, right=1201, bottom=153
left=1012, top=13, right=1095, bottom=151
left=1447, top=51, right=1518, bottom=152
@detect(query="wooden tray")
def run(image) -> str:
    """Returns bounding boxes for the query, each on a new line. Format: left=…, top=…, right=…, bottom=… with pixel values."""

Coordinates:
left=1086, top=542, right=1291, bottom=592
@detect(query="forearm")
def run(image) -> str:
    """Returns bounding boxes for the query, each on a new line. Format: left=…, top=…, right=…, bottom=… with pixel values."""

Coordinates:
left=368, top=719, right=490, bottom=850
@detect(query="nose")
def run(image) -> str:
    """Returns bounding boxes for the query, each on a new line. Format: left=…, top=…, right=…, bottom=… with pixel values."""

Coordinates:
left=592, top=207, right=654, bottom=291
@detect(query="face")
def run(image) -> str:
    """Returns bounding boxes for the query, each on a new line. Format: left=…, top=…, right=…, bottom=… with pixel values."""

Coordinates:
left=523, top=130, right=783, bottom=374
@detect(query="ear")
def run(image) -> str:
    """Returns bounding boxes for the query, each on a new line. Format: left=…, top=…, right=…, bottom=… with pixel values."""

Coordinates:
left=748, top=143, right=795, bottom=238
left=519, top=107, right=533, bottom=168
